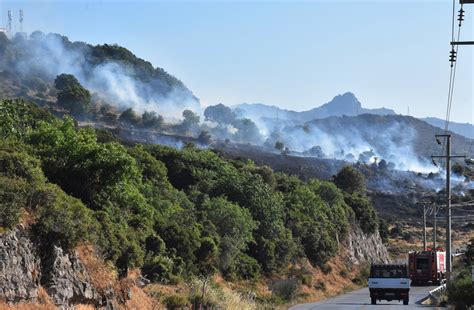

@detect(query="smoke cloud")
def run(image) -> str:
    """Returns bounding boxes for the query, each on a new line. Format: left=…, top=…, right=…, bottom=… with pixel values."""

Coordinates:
left=1, top=32, right=200, bottom=120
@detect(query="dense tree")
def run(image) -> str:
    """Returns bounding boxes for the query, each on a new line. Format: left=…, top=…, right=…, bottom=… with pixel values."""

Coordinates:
left=204, top=103, right=236, bottom=125
left=0, top=98, right=379, bottom=285
left=232, top=118, right=262, bottom=144
left=182, top=109, right=200, bottom=127
left=275, top=141, right=284, bottom=151
left=141, top=110, right=163, bottom=129
left=200, top=197, right=256, bottom=275
left=333, top=166, right=366, bottom=194
left=54, top=74, right=91, bottom=114
left=119, top=108, right=140, bottom=124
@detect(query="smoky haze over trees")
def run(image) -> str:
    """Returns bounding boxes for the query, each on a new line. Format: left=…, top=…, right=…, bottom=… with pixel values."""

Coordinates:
left=0, top=31, right=199, bottom=119
left=0, top=31, right=472, bottom=178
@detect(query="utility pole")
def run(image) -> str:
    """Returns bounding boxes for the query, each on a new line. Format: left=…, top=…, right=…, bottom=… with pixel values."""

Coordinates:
left=432, top=134, right=465, bottom=274
left=433, top=205, right=437, bottom=250
left=423, top=205, right=427, bottom=250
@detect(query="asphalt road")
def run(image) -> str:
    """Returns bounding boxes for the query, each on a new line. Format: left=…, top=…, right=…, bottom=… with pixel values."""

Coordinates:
left=290, top=286, right=443, bottom=310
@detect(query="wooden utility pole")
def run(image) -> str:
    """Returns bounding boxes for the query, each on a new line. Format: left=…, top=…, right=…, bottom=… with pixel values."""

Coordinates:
left=433, top=205, right=437, bottom=250
left=423, top=205, right=427, bottom=251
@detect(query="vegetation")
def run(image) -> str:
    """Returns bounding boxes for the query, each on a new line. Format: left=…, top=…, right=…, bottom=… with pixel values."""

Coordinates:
left=334, top=166, right=379, bottom=234
left=0, top=98, right=380, bottom=287
left=447, top=238, right=474, bottom=309
left=54, top=74, right=91, bottom=114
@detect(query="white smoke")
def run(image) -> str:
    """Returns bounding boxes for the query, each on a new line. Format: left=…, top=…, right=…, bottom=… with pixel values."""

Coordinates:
left=7, top=32, right=200, bottom=120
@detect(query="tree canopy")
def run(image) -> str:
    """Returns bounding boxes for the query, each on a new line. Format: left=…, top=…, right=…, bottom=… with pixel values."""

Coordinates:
left=0, top=98, right=380, bottom=284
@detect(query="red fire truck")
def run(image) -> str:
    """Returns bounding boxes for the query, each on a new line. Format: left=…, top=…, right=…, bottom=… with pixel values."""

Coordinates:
left=408, top=250, right=446, bottom=285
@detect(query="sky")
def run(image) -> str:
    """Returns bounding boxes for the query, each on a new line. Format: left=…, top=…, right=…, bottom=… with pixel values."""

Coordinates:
left=1, top=0, right=473, bottom=123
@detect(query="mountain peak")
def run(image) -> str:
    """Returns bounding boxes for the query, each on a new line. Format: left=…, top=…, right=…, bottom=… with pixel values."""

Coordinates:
left=325, top=92, right=362, bottom=110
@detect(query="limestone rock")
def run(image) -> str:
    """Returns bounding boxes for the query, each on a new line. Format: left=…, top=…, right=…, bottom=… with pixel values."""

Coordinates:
left=0, top=225, right=41, bottom=303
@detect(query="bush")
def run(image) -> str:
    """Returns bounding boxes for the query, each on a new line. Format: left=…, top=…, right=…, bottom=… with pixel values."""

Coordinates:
left=352, top=264, right=370, bottom=286
left=33, top=184, right=97, bottom=249
left=142, top=255, right=174, bottom=283
left=163, top=294, right=189, bottom=309
left=0, top=150, right=45, bottom=183
left=0, top=177, right=28, bottom=228
left=314, top=281, right=327, bottom=292
left=227, top=253, right=261, bottom=280
left=447, top=273, right=474, bottom=309
left=272, top=279, right=299, bottom=301
left=320, top=263, right=332, bottom=274
left=301, top=274, right=313, bottom=286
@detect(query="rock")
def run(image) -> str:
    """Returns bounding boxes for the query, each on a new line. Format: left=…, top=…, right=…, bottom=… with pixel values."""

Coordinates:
left=0, top=226, right=41, bottom=303
left=41, top=245, right=100, bottom=308
left=346, top=225, right=390, bottom=265
left=0, top=226, right=111, bottom=309
left=136, top=276, right=150, bottom=287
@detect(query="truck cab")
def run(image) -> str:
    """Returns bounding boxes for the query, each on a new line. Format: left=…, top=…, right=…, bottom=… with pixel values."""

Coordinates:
left=368, top=264, right=411, bottom=305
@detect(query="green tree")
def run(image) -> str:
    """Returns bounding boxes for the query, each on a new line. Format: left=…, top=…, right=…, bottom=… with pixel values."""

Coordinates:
left=232, top=118, right=262, bottom=144
left=333, top=166, right=366, bottom=194
left=54, top=74, right=91, bottom=114
left=203, top=103, right=236, bottom=125
left=200, top=197, right=257, bottom=275
left=182, top=109, right=200, bottom=127
left=141, top=110, right=163, bottom=129
left=119, top=108, right=140, bottom=124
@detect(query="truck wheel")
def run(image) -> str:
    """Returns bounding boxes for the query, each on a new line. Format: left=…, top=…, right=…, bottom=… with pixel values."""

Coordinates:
left=403, top=298, right=409, bottom=305
left=371, top=298, right=376, bottom=305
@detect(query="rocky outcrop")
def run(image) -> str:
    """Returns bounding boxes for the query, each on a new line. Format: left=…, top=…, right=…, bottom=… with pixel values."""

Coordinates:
left=345, top=225, right=390, bottom=265
left=0, top=225, right=41, bottom=303
left=41, top=246, right=100, bottom=307
left=0, top=225, right=111, bottom=309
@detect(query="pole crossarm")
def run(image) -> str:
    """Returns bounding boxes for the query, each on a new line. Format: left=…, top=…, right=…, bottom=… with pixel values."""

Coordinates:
left=451, top=41, right=474, bottom=45
left=431, top=155, right=466, bottom=158
left=460, top=0, right=474, bottom=4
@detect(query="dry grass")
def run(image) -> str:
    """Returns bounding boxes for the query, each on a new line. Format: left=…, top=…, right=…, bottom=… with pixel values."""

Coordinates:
left=387, top=222, right=474, bottom=255
left=290, top=250, right=361, bottom=305
left=123, top=285, right=161, bottom=310
left=75, top=243, right=117, bottom=294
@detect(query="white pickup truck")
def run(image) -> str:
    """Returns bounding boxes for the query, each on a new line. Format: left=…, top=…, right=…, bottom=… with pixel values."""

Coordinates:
left=368, top=264, right=411, bottom=305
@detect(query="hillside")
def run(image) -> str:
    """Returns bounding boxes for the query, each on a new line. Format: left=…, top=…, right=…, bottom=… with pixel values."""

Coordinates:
left=0, top=31, right=199, bottom=118
left=234, top=92, right=396, bottom=122
left=0, top=98, right=388, bottom=308
left=422, top=117, right=474, bottom=139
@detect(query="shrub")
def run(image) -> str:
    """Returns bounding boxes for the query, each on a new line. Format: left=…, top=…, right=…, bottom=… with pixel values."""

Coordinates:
left=447, top=273, right=474, bottom=308
left=272, top=279, right=299, bottom=302
left=142, top=255, right=174, bottom=283
left=314, top=281, right=326, bottom=292
left=0, top=150, right=45, bottom=183
left=0, top=177, right=28, bottom=228
left=320, top=263, right=332, bottom=274
left=301, top=274, right=313, bottom=286
left=163, top=294, right=189, bottom=309
left=33, top=184, right=97, bottom=249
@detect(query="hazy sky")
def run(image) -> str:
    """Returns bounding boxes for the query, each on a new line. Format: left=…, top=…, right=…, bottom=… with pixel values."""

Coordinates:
left=1, top=0, right=473, bottom=123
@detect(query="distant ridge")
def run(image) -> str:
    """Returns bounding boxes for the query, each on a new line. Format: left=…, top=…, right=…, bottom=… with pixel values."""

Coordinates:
left=234, top=92, right=396, bottom=122
left=421, top=117, right=474, bottom=139
left=234, top=92, right=473, bottom=140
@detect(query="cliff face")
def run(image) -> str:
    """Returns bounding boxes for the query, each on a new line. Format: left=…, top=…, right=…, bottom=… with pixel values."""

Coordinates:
left=0, top=226, right=41, bottom=303
left=0, top=225, right=117, bottom=309
left=345, top=225, right=390, bottom=265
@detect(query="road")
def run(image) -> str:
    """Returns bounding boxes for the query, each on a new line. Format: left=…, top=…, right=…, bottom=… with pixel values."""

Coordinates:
left=290, top=286, right=443, bottom=310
